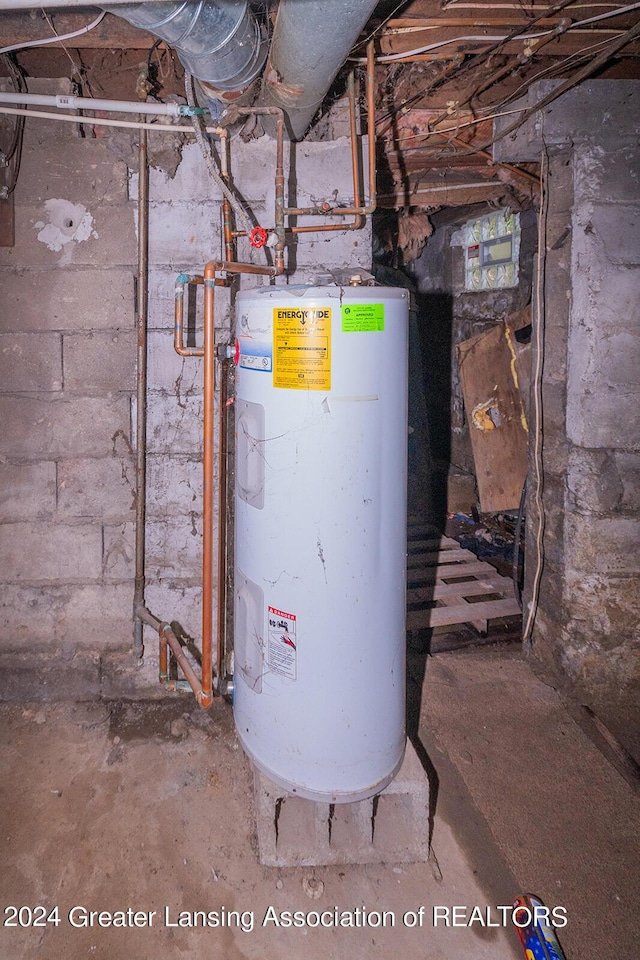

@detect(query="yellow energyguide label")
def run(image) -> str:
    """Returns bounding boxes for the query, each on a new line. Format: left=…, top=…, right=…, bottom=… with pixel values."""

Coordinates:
left=273, top=306, right=331, bottom=390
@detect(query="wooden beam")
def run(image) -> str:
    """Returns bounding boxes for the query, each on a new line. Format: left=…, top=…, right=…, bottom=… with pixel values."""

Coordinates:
left=0, top=12, right=156, bottom=49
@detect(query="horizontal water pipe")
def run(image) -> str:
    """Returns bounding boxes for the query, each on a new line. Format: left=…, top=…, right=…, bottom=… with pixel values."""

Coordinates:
left=0, top=91, right=205, bottom=117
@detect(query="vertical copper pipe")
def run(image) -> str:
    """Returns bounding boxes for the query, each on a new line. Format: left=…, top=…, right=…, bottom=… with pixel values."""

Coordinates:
left=282, top=40, right=376, bottom=220
left=201, top=262, right=216, bottom=709
left=201, top=258, right=281, bottom=705
left=174, top=274, right=205, bottom=357
left=220, top=131, right=235, bottom=263
left=348, top=70, right=363, bottom=212
left=159, top=634, right=168, bottom=682
left=133, top=125, right=148, bottom=661
left=365, top=39, right=376, bottom=214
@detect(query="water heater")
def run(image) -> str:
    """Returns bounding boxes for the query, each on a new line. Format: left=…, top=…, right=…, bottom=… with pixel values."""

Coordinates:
left=233, top=280, right=409, bottom=802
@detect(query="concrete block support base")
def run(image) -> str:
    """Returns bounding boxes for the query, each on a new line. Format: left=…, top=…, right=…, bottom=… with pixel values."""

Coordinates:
left=253, top=740, right=430, bottom=866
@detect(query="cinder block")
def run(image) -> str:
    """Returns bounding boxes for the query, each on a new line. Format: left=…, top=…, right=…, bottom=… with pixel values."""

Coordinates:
left=57, top=457, right=135, bottom=519
left=147, top=265, right=231, bottom=333
left=54, top=582, right=135, bottom=645
left=143, top=581, right=203, bottom=645
left=0, top=521, right=103, bottom=582
left=146, top=454, right=203, bottom=516
left=63, top=330, right=137, bottom=395
left=131, top=143, right=213, bottom=203
left=0, top=648, right=101, bottom=701
left=0, top=268, right=135, bottom=333
left=0, top=461, right=56, bottom=520
left=148, top=330, right=203, bottom=394
left=0, top=333, right=63, bottom=392
left=101, top=647, right=168, bottom=700
left=565, top=515, right=640, bottom=577
left=0, top=582, right=133, bottom=647
left=617, top=452, right=640, bottom=513
left=0, top=203, right=136, bottom=269
left=16, top=139, right=129, bottom=205
left=145, top=393, right=204, bottom=454
left=574, top=143, right=640, bottom=206
left=0, top=583, right=63, bottom=646
left=148, top=201, right=221, bottom=265
left=578, top=203, right=640, bottom=267
left=289, top=230, right=373, bottom=274
left=0, top=396, right=131, bottom=459
left=102, top=515, right=205, bottom=581
left=566, top=387, right=640, bottom=452
left=253, top=740, right=430, bottom=866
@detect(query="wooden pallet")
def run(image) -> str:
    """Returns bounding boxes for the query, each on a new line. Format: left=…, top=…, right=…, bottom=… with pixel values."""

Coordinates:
left=406, top=523, right=521, bottom=633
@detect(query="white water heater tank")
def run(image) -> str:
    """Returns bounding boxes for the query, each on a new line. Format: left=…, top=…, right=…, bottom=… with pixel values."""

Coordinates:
left=233, top=280, right=409, bottom=803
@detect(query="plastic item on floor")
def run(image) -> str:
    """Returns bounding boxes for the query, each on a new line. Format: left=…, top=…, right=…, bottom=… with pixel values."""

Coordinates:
left=513, top=894, right=568, bottom=960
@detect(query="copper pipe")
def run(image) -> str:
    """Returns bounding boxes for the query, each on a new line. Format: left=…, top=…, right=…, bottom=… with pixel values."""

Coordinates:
left=349, top=69, right=363, bottom=212
left=160, top=622, right=204, bottom=701
left=220, top=130, right=235, bottom=263
left=174, top=274, right=205, bottom=357
left=133, top=125, right=149, bottom=661
left=283, top=41, right=376, bottom=220
left=201, top=263, right=216, bottom=709
left=201, top=257, right=281, bottom=707
left=159, top=634, right=168, bottom=682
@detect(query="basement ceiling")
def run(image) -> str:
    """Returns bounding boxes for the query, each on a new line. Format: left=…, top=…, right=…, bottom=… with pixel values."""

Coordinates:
left=1, top=0, right=639, bottom=217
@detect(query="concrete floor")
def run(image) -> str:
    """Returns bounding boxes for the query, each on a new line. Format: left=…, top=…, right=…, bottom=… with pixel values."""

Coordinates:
left=0, top=645, right=637, bottom=960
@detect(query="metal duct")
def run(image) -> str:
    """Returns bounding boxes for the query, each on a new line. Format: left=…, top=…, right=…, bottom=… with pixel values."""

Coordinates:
left=108, top=0, right=267, bottom=96
left=259, top=0, right=379, bottom=140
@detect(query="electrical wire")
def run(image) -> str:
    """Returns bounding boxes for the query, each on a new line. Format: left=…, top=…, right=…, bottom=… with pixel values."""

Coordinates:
left=523, top=143, right=548, bottom=646
left=513, top=477, right=527, bottom=609
left=184, top=72, right=255, bottom=243
left=0, top=54, right=26, bottom=195
left=360, top=1, right=640, bottom=65
left=372, top=0, right=628, bottom=124
left=479, top=32, right=625, bottom=117
left=0, top=11, right=106, bottom=56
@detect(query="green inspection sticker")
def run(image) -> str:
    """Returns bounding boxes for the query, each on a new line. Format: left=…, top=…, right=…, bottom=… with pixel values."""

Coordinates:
left=341, top=303, right=385, bottom=332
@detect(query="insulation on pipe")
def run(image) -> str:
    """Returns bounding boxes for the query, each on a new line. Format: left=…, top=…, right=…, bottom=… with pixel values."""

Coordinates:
left=258, top=0, right=379, bottom=140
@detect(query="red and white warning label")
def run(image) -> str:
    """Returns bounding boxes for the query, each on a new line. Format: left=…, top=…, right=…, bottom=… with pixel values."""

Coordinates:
left=267, top=606, right=297, bottom=680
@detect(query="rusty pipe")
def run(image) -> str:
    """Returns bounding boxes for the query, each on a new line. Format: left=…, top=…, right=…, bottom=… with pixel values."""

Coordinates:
left=133, top=126, right=149, bottom=661
left=174, top=274, right=205, bottom=357
left=159, top=622, right=204, bottom=702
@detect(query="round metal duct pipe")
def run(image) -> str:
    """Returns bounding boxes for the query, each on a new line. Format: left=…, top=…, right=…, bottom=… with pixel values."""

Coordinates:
left=259, top=0, right=379, bottom=140
left=108, top=0, right=267, bottom=94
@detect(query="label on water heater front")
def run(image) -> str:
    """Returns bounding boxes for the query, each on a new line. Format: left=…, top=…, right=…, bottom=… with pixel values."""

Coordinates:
left=238, top=337, right=272, bottom=372
left=267, top=605, right=297, bottom=680
left=273, top=306, right=331, bottom=390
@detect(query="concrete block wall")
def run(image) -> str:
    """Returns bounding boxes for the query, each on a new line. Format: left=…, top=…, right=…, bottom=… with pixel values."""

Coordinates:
left=498, top=81, right=640, bottom=713
left=0, top=80, right=371, bottom=699
left=0, top=81, right=137, bottom=683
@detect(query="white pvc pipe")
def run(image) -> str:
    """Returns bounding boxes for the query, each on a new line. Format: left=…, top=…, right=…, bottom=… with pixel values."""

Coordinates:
left=0, top=92, right=184, bottom=117
left=0, top=105, right=224, bottom=135
left=0, top=0, right=152, bottom=7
